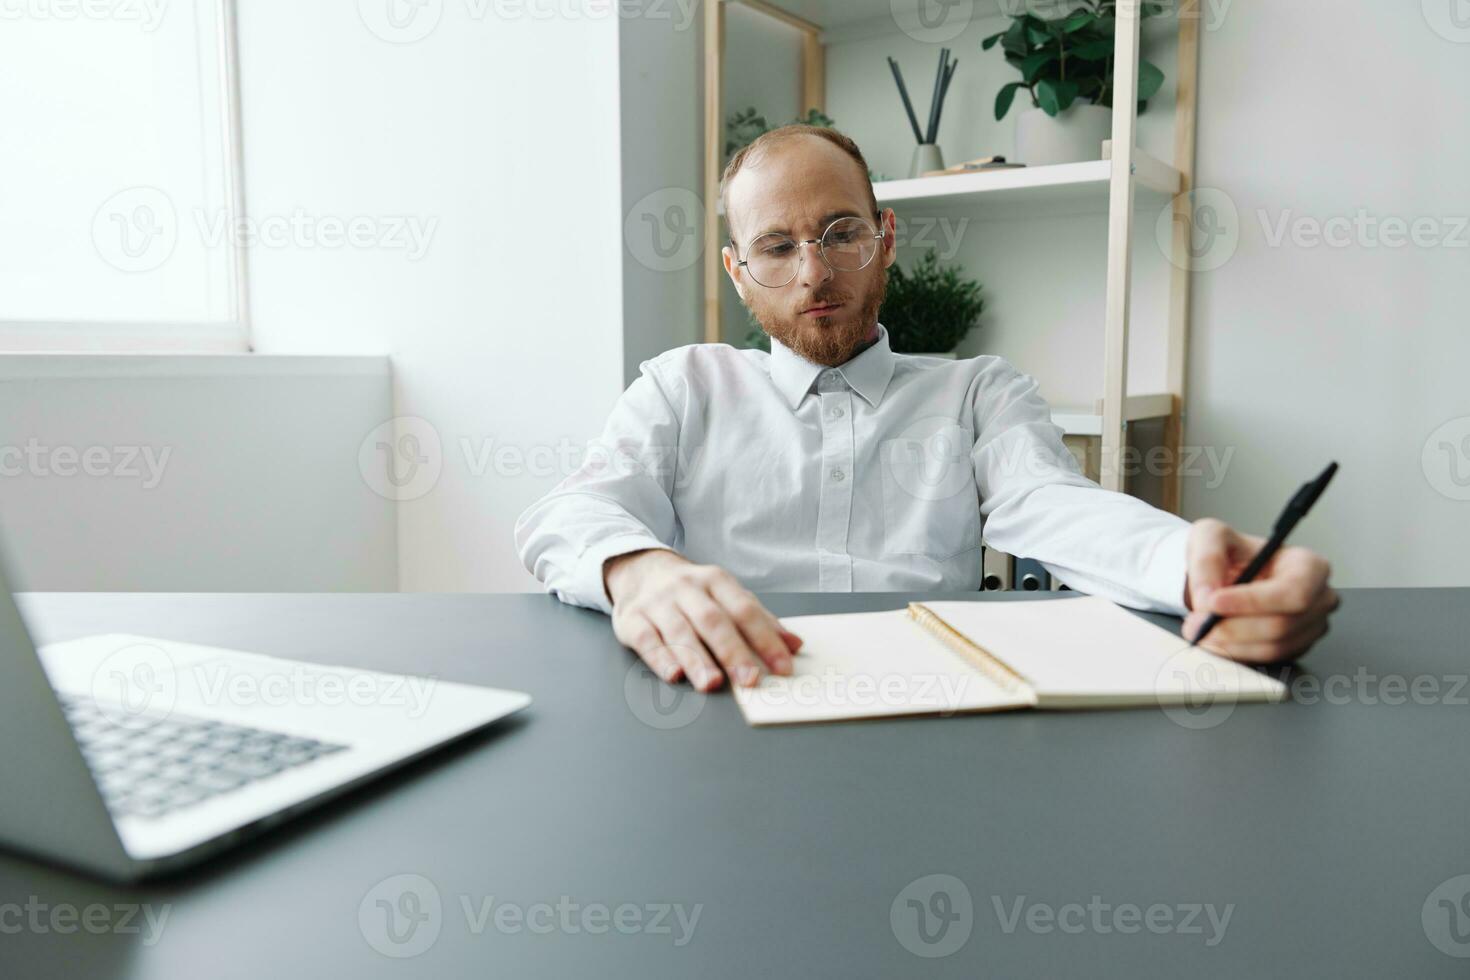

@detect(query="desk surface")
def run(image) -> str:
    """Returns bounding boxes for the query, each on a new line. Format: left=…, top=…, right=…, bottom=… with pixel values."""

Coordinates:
left=2, top=589, right=1467, bottom=978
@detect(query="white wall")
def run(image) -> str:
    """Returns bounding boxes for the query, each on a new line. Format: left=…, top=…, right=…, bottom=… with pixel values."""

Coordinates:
left=0, top=356, right=395, bottom=591
left=1184, top=0, right=1470, bottom=586
left=235, top=1, right=627, bottom=592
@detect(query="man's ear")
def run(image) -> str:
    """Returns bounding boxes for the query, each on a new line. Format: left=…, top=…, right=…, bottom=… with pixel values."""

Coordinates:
left=721, top=243, right=746, bottom=301
left=879, top=208, right=898, bottom=269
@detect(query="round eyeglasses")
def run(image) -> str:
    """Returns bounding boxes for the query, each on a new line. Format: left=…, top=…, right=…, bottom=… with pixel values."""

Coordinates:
left=733, top=214, right=885, bottom=288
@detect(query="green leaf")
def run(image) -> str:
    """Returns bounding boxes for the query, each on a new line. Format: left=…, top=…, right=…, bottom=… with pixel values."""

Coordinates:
left=1036, top=78, right=1081, bottom=115
left=994, top=81, right=1026, bottom=121
left=1001, top=19, right=1030, bottom=55
left=1061, top=10, right=1095, bottom=32
left=982, top=30, right=1004, bottom=51
left=1136, top=59, right=1165, bottom=101
left=1035, top=77, right=1062, bottom=116
left=1072, top=38, right=1113, bottom=60
left=1020, top=50, right=1057, bottom=82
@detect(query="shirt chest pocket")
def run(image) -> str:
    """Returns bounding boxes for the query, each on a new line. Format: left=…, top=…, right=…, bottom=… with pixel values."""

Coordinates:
left=878, top=422, right=982, bottom=562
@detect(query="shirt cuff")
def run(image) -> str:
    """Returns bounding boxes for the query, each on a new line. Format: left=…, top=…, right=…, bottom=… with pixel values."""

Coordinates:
left=1144, top=523, right=1192, bottom=618
left=566, top=534, right=673, bottom=616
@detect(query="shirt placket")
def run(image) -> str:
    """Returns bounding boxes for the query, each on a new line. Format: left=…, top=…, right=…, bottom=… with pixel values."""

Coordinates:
left=815, top=370, right=855, bottom=591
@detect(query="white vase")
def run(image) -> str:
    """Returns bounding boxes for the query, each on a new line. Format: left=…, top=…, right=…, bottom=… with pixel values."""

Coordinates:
left=1013, top=101, right=1111, bottom=166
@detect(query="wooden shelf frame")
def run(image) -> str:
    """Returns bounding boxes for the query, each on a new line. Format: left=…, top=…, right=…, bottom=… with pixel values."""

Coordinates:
left=702, top=0, right=1202, bottom=515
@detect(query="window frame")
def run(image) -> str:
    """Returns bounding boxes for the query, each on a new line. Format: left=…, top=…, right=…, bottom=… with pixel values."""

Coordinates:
left=0, top=0, right=251, bottom=354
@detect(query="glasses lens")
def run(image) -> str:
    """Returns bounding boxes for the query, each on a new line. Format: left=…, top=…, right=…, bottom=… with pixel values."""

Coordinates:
left=821, top=217, right=878, bottom=271
left=745, top=234, right=799, bottom=286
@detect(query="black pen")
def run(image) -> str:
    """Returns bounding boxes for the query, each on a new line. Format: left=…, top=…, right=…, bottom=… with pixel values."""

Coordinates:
left=1190, top=461, right=1339, bottom=647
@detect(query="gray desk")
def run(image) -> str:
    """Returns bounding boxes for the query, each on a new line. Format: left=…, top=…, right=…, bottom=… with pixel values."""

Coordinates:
left=1, top=589, right=1467, bottom=978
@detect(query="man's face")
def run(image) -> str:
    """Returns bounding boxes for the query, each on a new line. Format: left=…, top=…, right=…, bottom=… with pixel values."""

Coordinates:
left=722, top=136, right=897, bottom=367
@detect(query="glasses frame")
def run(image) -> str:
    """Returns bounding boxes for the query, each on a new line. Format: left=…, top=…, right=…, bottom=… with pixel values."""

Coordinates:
left=731, top=211, right=888, bottom=288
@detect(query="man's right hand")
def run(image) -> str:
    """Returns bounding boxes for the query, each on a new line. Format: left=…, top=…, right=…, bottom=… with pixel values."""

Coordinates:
left=604, top=549, right=801, bottom=691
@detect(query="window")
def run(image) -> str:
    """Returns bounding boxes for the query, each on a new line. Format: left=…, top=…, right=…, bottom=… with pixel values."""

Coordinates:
left=0, top=0, right=247, bottom=350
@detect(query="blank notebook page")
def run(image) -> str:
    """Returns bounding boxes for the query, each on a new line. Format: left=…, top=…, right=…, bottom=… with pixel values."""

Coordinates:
left=922, top=596, right=1286, bottom=706
left=734, top=608, right=1030, bottom=725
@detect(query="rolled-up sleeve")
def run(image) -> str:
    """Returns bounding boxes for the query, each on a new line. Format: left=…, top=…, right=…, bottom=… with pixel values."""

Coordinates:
left=970, top=359, right=1191, bottom=616
left=514, top=361, right=684, bottom=614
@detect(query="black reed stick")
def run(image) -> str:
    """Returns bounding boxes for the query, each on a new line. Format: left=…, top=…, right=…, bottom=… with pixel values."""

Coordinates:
left=924, top=48, right=949, bottom=144
left=887, top=57, right=925, bottom=145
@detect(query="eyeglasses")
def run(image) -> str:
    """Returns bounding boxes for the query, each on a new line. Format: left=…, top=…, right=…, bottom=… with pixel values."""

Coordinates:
left=733, top=214, right=885, bottom=288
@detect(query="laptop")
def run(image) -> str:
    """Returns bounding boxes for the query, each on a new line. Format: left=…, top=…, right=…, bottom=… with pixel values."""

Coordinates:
left=0, top=556, right=531, bottom=882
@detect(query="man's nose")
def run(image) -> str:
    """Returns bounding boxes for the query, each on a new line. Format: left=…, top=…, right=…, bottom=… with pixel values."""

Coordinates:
left=796, top=239, right=833, bottom=288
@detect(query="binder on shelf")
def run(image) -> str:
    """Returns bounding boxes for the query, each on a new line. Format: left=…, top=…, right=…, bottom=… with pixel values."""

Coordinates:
left=1014, top=557, right=1048, bottom=592
left=981, top=546, right=1013, bottom=591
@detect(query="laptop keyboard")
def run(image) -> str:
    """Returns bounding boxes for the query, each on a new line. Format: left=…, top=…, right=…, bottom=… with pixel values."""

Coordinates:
left=58, top=694, right=347, bottom=821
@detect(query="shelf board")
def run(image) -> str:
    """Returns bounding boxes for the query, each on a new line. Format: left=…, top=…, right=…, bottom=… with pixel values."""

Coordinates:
left=715, top=151, right=1180, bottom=221
left=1052, top=392, right=1174, bottom=437
left=873, top=152, right=1180, bottom=219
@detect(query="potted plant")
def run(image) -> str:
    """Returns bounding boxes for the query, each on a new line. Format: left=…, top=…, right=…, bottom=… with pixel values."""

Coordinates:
left=984, top=0, right=1166, bottom=166
left=741, top=249, right=985, bottom=357
left=880, top=249, right=985, bottom=355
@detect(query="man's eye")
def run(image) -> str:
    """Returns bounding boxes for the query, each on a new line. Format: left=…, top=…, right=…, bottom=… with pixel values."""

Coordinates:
left=762, top=242, right=794, bottom=256
left=828, top=231, right=858, bottom=245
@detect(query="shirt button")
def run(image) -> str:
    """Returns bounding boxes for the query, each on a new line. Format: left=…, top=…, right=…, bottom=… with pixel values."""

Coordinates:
left=829, top=406, right=845, bottom=419
left=830, top=468, right=845, bottom=482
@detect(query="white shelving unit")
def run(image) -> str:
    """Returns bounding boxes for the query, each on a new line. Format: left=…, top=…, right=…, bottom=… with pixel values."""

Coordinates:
left=703, top=0, right=1202, bottom=514
left=873, top=151, right=1180, bottom=218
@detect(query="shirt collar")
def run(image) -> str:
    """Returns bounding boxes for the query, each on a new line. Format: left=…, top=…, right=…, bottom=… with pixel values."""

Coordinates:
left=768, top=322, right=897, bottom=410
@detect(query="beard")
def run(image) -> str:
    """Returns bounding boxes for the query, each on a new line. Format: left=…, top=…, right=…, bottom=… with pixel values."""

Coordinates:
left=747, top=265, right=886, bottom=367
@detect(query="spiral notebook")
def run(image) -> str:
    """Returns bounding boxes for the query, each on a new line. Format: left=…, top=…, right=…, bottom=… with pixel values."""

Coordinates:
left=732, top=596, right=1287, bottom=726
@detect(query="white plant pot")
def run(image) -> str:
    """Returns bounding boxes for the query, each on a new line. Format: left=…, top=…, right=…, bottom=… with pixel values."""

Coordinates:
left=1013, top=101, right=1111, bottom=166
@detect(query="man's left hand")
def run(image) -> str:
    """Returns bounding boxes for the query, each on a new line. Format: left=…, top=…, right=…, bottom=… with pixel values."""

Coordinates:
left=1182, top=517, right=1340, bottom=663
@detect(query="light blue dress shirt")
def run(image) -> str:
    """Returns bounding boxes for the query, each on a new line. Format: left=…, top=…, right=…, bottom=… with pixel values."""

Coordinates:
left=515, top=324, right=1191, bottom=617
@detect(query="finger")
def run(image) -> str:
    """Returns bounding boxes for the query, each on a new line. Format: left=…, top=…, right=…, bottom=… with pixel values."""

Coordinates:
left=616, top=612, right=683, bottom=683
left=1182, top=580, right=1337, bottom=651
left=1213, top=617, right=1329, bottom=664
left=1208, top=548, right=1330, bottom=617
left=647, top=606, right=723, bottom=692
left=1186, top=519, right=1262, bottom=609
left=674, top=587, right=767, bottom=687
left=779, top=628, right=804, bottom=653
left=706, top=577, right=795, bottom=675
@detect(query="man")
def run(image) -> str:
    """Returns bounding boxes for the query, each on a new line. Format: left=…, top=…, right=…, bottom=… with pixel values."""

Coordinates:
left=516, top=125, right=1339, bottom=692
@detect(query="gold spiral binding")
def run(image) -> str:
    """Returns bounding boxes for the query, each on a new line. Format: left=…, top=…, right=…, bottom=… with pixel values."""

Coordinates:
left=906, top=602, right=1033, bottom=696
